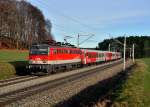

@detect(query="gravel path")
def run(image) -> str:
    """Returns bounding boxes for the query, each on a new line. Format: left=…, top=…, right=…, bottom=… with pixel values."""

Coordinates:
left=6, top=60, right=133, bottom=107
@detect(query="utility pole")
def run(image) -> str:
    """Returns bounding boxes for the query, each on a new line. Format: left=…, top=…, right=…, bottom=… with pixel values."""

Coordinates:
left=77, top=34, right=79, bottom=48
left=123, top=36, right=126, bottom=71
left=130, top=48, right=132, bottom=59
left=109, top=34, right=128, bottom=71
left=108, top=43, right=111, bottom=51
left=132, top=44, right=135, bottom=63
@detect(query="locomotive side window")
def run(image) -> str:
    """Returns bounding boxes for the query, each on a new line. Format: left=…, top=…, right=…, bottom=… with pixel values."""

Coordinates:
left=57, top=49, right=59, bottom=54
left=68, top=50, right=70, bottom=54
left=78, top=50, right=81, bottom=54
left=79, top=50, right=81, bottom=54
left=58, top=49, right=61, bottom=54
left=62, top=49, right=64, bottom=54
left=75, top=50, right=77, bottom=54
left=54, top=49, right=57, bottom=54
left=70, top=49, right=72, bottom=54
left=65, top=49, right=67, bottom=54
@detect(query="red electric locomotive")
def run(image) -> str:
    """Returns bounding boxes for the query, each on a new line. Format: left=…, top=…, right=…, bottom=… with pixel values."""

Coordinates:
left=28, top=43, right=121, bottom=74
left=29, top=44, right=82, bottom=74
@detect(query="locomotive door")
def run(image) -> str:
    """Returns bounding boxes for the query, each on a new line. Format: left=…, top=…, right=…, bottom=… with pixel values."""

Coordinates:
left=81, top=50, right=86, bottom=64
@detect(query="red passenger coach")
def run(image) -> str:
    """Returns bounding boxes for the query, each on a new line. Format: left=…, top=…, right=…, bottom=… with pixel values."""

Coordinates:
left=81, top=49, right=98, bottom=65
left=28, top=43, right=121, bottom=74
left=105, top=52, right=112, bottom=61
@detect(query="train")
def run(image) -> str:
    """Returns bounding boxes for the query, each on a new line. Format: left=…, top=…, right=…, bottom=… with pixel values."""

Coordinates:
left=28, top=43, right=121, bottom=74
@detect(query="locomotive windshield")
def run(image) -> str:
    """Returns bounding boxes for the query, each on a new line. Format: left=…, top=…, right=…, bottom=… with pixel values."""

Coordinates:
left=30, top=44, right=49, bottom=55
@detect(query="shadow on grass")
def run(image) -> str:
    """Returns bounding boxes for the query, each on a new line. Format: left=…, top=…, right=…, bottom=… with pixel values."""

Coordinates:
left=55, top=65, right=135, bottom=107
left=9, top=61, right=30, bottom=76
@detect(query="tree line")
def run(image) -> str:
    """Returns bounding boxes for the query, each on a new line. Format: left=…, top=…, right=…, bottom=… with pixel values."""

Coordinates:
left=0, top=0, right=54, bottom=49
left=98, top=36, right=150, bottom=58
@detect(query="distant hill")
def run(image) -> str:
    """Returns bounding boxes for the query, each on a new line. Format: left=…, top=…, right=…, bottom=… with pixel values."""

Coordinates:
left=98, top=36, right=150, bottom=58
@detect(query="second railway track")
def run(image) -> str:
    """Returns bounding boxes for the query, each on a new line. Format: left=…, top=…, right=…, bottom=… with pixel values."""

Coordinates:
left=0, top=76, right=39, bottom=88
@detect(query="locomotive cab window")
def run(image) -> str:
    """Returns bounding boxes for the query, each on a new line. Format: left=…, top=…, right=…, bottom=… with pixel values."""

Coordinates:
left=30, top=45, right=49, bottom=55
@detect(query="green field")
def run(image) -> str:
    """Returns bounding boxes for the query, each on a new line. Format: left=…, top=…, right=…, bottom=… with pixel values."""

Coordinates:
left=0, top=50, right=28, bottom=80
left=112, top=58, right=150, bottom=107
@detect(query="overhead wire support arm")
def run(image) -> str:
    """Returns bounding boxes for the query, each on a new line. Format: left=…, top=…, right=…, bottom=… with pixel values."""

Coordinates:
left=123, top=35, right=126, bottom=71
left=79, top=34, right=94, bottom=45
left=77, top=33, right=94, bottom=48
left=63, top=35, right=74, bottom=43
left=113, top=39, right=124, bottom=46
left=132, top=44, right=135, bottom=63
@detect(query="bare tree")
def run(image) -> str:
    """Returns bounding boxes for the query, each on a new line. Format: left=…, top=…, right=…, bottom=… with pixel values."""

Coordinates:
left=0, top=0, right=55, bottom=49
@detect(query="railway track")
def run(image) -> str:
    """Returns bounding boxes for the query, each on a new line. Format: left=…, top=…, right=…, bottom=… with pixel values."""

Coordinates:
left=0, top=61, right=112, bottom=88
left=0, top=76, right=38, bottom=88
left=0, top=60, right=125, bottom=106
left=0, top=76, right=28, bottom=83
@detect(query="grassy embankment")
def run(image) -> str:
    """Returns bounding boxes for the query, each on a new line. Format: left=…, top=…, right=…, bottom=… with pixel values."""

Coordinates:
left=0, top=50, right=28, bottom=80
left=112, top=58, right=150, bottom=107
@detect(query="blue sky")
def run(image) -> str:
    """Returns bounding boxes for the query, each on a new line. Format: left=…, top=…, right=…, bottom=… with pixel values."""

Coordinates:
left=27, top=0, right=150, bottom=48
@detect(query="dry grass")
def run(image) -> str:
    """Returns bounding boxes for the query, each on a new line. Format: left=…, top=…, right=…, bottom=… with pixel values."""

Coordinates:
left=91, top=58, right=150, bottom=107
left=111, top=58, right=150, bottom=107
left=0, top=62, right=16, bottom=80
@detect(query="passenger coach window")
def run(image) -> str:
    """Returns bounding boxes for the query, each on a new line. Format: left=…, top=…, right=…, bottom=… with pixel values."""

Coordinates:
left=62, top=50, right=65, bottom=54
left=64, top=50, right=67, bottom=54
left=54, top=49, right=57, bottom=54
left=57, top=49, right=59, bottom=54
left=70, top=50, right=72, bottom=54
left=58, top=49, right=61, bottom=54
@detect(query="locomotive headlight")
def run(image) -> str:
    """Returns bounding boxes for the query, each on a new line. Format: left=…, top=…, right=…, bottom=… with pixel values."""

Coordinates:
left=42, top=58, right=47, bottom=63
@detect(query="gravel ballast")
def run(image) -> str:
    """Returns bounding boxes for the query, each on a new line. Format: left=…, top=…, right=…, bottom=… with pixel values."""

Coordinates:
left=5, top=60, right=133, bottom=107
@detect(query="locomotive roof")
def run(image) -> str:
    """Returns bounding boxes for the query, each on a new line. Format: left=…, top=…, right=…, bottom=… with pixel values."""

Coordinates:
left=32, top=44, right=79, bottom=49
left=31, top=44, right=120, bottom=53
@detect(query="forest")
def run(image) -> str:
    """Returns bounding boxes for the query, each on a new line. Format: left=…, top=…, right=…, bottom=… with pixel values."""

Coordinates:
left=98, top=36, right=150, bottom=58
left=0, top=0, right=54, bottom=49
